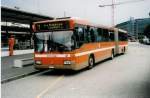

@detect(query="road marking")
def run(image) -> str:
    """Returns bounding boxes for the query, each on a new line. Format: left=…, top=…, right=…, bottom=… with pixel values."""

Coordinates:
left=36, top=75, right=64, bottom=98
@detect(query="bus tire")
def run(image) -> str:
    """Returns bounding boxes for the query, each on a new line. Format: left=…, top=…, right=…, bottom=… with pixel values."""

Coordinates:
left=87, top=55, right=95, bottom=69
left=122, top=47, right=126, bottom=54
left=110, top=50, right=114, bottom=60
left=124, top=47, right=126, bottom=53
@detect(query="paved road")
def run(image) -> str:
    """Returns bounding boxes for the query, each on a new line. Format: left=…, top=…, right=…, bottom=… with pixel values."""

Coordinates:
left=1, top=53, right=36, bottom=82
left=2, top=42, right=150, bottom=98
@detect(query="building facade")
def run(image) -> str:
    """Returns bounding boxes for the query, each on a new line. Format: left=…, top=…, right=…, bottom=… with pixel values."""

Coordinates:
left=1, top=7, right=53, bottom=51
left=116, top=18, right=150, bottom=40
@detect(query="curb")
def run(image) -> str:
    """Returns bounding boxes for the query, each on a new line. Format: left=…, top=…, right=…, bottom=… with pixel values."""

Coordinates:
left=1, top=70, right=41, bottom=84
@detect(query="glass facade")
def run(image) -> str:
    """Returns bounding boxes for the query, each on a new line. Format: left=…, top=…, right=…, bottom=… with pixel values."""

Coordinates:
left=116, top=18, right=150, bottom=40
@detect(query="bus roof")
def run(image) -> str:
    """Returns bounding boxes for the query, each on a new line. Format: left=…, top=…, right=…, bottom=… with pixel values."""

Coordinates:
left=118, top=28, right=127, bottom=33
left=33, top=17, right=126, bottom=32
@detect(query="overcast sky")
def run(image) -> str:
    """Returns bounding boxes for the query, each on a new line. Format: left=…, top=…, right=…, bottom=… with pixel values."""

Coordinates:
left=2, top=0, right=150, bottom=26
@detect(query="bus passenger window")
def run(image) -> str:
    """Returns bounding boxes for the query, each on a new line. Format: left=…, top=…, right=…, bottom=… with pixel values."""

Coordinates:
left=97, top=28, right=103, bottom=42
left=78, top=28, right=84, bottom=41
left=90, top=28, right=96, bottom=42
left=103, top=29, right=109, bottom=41
left=73, top=28, right=79, bottom=48
left=93, top=28, right=98, bottom=42
left=85, top=26, right=91, bottom=43
left=119, top=32, right=128, bottom=41
left=73, top=27, right=85, bottom=48
left=109, top=32, right=114, bottom=41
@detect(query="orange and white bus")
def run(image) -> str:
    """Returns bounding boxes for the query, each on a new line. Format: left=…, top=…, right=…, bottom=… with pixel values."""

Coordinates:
left=32, top=17, right=128, bottom=70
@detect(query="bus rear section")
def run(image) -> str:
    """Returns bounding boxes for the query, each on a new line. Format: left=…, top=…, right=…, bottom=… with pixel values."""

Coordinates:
left=114, top=28, right=128, bottom=55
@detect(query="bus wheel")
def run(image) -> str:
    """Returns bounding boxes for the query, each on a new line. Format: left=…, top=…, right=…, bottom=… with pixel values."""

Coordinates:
left=87, top=55, right=95, bottom=69
left=124, top=47, right=126, bottom=53
left=110, top=50, right=114, bottom=60
left=122, top=47, right=126, bottom=54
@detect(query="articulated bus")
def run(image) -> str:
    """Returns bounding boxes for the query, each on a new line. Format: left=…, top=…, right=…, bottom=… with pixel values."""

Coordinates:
left=32, top=17, right=128, bottom=70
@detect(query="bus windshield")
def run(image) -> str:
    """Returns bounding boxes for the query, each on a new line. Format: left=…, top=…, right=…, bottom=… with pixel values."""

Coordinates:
left=34, top=31, right=74, bottom=52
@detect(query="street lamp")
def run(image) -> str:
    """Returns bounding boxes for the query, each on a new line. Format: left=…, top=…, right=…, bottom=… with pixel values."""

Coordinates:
left=99, top=0, right=115, bottom=28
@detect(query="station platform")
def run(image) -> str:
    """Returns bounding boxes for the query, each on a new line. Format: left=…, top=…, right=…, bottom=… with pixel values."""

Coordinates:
left=1, top=51, right=40, bottom=83
left=1, top=49, right=34, bottom=57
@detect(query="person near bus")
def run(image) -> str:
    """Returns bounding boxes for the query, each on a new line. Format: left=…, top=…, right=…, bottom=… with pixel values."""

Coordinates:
left=8, top=35, right=15, bottom=56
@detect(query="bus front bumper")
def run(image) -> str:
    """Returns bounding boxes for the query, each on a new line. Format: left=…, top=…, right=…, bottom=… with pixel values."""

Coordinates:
left=34, top=64, right=77, bottom=70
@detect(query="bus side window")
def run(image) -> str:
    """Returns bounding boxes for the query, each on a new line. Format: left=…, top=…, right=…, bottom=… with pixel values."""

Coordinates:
left=109, top=31, right=115, bottom=41
left=82, top=27, right=88, bottom=43
left=93, top=27, right=98, bottom=42
left=90, top=28, right=96, bottom=42
left=74, top=27, right=79, bottom=41
left=103, top=29, right=109, bottom=41
left=124, top=33, right=128, bottom=41
left=73, top=27, right=79, bottom=48
left=97, top=28, right=103, bottom=42
left=73, top=27, right=85, bottom=47
left=119, top=32, right=128, bottom=41
left=85, top=26, right=91, bottom=43
left=78, top=27, right=84, bottom=42
left=94, top=27, right=98, bottom=42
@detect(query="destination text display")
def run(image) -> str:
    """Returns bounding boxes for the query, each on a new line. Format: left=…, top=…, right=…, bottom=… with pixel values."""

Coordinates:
left=35, top=21, right=70, bottom=31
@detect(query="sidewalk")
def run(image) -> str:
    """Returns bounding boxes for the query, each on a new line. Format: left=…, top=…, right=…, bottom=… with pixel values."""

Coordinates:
left=1, top=53, right=40, bottom=84
left=1, top=49, right=34, bottom=57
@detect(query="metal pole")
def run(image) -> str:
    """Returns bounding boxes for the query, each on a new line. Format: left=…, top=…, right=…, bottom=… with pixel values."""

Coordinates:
left=112, top=0, right=115, bottom=28
left=30, top=22, right=33, bottom=49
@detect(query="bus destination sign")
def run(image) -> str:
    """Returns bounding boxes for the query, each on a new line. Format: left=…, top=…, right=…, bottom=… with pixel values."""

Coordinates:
left=35, top=21, right=70, bottom=31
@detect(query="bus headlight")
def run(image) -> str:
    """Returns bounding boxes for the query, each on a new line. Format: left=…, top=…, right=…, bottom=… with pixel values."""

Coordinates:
left=35, top=60, right=42, bottom=65
left=64, top=60, right=71, bottom=65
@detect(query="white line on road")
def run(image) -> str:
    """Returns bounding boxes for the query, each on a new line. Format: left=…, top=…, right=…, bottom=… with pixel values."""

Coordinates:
left=36, top=75, right=64, bottom=98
